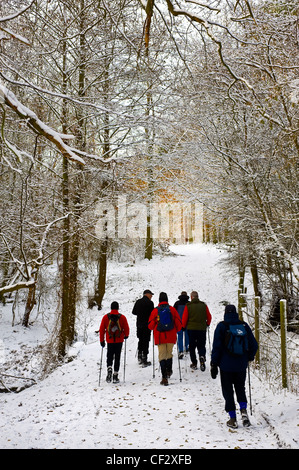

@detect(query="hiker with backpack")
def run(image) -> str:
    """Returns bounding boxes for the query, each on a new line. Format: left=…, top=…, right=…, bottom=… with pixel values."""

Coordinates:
left=132, top=289, right=154, bottom=367
left=148, top=292, right=182, bottom=386
left=210, top=304, right=258, bottom=429
left=99, top=301, right=130, bottom=384
left=182, top=291, right=212, bottom=371
left=174, top=291, right=190, bottom=359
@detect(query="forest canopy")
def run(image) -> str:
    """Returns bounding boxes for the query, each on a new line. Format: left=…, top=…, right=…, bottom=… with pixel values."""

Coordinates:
left=0, top=0, right=298, bottom=357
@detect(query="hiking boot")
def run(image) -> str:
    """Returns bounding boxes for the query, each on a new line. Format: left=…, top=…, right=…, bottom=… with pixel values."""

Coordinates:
left=226, top=417, right=238, bottom=429
left=200, top=356, right=206, bottom=372
left=141, top=353, right=151, bottom=367
left=190, top=363, right=197, bottom=370
left=106, top=367, right=112, bottom=383
left=241, top=409, right=251, bottom=427
left=178, top=352, right=184, bottom=359
left=113, top=373, right=120, bottom=384
left=166, top=358, right=173, bottom=378
left=160, top=377, right=168, bottom=386
left=142, top=357, right=151, bottom=368
left=138, top=352, right=143, bottom=365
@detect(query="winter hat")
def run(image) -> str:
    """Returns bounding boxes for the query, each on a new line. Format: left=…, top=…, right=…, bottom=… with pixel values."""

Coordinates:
left=111, top=301, right=119, bottom=310
left=159, top=292, right=168, bottom=302
left=143, top=289, right=154, bottom=295
left=224, top=304, right=237, bottom=315
left=179, top=291, right=189, bottom=300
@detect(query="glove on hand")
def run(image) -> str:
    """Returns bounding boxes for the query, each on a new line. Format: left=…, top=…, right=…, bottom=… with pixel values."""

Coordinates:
left=210, top=363, right=218, bottom=379
left=100, top=341, right=105, bottom=348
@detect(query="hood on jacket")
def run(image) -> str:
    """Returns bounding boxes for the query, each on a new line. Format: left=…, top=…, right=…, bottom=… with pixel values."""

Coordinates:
left=178, top=293, right=189, bottom=302
left=224, top=304, right=239, bottom=323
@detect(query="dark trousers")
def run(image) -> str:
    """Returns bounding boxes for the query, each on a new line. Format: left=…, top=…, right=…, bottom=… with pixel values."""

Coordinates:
left=188, top=330, right=207, bottom=364
left=220, top=369, right=247, bottom=412
left=137, top=327, right=151, bottom=356
left=107, top=343, right=122, bottom=372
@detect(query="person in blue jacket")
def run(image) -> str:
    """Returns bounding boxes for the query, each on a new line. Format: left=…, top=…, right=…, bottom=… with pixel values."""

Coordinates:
left=210, top=304, right=258, bottom=429
left=174, top=291, right=190, bottom=359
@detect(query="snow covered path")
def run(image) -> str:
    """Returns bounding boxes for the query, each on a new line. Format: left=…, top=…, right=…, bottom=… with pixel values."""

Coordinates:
left=0, top=244, right=298, bottom=449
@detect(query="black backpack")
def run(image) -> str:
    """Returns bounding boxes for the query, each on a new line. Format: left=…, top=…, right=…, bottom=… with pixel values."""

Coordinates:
left=107, top=313, right=122, bottom=339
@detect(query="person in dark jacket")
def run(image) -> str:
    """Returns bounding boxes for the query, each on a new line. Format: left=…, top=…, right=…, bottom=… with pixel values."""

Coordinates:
left=210, top=304, right=258, bottom=429
left=174, top=291, right=190, bottom=359
left=132, top=289, right=154, bottom=367
left=182, top=291, right=212, bottom=371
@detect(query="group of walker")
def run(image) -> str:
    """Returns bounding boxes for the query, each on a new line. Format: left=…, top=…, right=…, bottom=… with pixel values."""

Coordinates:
left=99, top=289, right=258, bottom=429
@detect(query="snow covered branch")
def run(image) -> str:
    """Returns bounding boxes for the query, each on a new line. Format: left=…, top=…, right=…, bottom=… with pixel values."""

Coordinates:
left=0, top=83, right=85, bottom=165
left=0, top=0, right=36, bottom=23
left=0, top=0, right=36, bottom=45
left=0, top=280, right=35, bottom=295
left=0, top=214, right=70, bottom=296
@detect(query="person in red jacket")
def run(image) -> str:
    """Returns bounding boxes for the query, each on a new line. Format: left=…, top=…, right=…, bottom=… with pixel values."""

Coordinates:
left=99, top=301, right=130, bottom=383
left=148, top=292, right=182, bottom=385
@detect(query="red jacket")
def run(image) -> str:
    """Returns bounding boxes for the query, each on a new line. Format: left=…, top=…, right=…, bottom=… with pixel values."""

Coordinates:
left=148, top=302, right=182, bottom=345
left=99, top=310, right=130, bottom=344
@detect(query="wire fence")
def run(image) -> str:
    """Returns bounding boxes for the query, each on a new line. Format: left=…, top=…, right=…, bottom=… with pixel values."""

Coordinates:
left=239, top=293, right=299, bottom=395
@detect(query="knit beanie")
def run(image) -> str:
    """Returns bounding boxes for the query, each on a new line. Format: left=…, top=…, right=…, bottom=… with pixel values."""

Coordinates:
left=159, top=292, right=168, bottom=303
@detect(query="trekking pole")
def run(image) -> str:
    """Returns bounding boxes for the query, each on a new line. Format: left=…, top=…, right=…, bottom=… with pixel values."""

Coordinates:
left=248, top=363, right=253, bottom=415
left=152, top=333, right=155, bottom=378
left=123, top=338, right=127, bottom=383
left=99, top=345, right=104, bottom=386
left=207, top=326, right=211, bottom=354
left=177, top=339, right=182, bottom=382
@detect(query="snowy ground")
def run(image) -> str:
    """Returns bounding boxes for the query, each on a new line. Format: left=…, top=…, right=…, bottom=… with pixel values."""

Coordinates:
left=0, top=243, right=298, bottom=450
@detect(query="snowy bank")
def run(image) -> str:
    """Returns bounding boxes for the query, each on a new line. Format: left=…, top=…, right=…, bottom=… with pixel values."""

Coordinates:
left=0, top=244, right=298, bottom=449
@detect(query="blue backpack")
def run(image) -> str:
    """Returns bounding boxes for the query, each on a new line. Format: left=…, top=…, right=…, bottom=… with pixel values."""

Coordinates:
left=224, top=322, right=248, bottom=356
left=157, top=305, right=174, bottom=332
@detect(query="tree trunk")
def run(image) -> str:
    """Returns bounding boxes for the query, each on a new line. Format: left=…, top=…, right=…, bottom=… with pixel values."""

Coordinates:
left=58, top=0, right=86, bottom=357
left=250, top=260, right=262, bottom=304
left=94, top=238, right=108, bottom=309
left=22, top=269, right=38, bottom=327
left=58, top=155, right=71, bottom=358
left=144, top=6, right=154, bottom=260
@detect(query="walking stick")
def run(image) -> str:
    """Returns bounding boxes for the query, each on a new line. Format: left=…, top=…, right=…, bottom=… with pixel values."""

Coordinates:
left=123, top=338, right=127, bottom=383
left=177, top=339, right=182, bottom=382
left=207, top=326, right=211, bottom=354
left=248, top=363, right=253, bottom=415
left=99, top=345, right=104, bottom=386
left=152, top=333, right=155, bottom=378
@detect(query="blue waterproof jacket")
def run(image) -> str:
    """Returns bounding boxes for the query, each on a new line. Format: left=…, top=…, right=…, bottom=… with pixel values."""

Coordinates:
left=211, top=305, right=258, bottom=372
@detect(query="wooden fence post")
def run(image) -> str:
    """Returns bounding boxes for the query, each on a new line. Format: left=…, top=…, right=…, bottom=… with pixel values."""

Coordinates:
left=280, top=299, right=288, bottom=389
left=254, top=296, right=260, bottom=366
left=238, top=290, right=247, bottom=321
